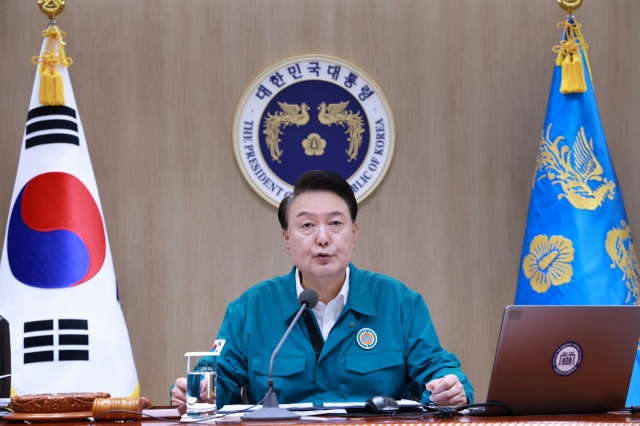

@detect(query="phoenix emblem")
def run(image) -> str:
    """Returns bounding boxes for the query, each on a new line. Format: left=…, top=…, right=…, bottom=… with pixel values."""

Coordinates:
left=534, top=124, right=615, bottom=210
left=318, top=101, right=365, bottom=162
left=606, top=221, right=640, bottom=305
left=263, top=102, right=310, bottom=162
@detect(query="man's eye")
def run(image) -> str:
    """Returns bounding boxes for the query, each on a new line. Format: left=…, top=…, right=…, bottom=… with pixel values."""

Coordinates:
left=301, top=223, right=313, bottom=228
left=330, top=221, right=342, bottom=226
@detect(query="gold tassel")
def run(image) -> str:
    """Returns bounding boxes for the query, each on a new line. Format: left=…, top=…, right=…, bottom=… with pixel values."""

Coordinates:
left=560, top=53, right=572, bottom=94
left=31, top=25, right=73, bottom=106
left=552, top=20, right=589, bottom=94
left=53, top=68, right=64, bottom=105
left=39, top=67, right=52, bottom=105
left=569, top=52, right=587, bottom=93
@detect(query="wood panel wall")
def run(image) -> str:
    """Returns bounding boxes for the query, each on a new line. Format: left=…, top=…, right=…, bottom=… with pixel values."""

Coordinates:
left=1, top=0, right=639, bottom=404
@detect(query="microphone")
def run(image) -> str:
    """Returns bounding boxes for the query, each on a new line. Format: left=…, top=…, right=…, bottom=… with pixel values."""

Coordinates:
left=242, top=289, right=318, bottom=421
left=299, top=288, right=320, bottom=308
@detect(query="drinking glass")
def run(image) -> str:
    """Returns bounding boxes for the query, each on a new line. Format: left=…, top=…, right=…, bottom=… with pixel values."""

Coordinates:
left=185, top=352, right=217, bottom=417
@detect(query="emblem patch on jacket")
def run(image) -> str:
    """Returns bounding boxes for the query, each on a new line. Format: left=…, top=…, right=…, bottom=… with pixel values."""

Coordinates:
left=356, top=328, right=377, bottom=350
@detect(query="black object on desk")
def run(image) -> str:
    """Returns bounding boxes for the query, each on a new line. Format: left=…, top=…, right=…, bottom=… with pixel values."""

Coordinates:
left=364, top=395, right=399, bottom=414
left=0, top=315, right=10, bottom=398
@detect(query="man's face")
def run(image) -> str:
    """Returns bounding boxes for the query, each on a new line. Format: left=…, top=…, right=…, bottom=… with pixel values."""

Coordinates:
left=282, top=191, right=358, bottom=286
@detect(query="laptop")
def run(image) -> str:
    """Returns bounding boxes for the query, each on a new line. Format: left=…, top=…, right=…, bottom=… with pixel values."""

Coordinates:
left=485, top=305, right=640, bottom=415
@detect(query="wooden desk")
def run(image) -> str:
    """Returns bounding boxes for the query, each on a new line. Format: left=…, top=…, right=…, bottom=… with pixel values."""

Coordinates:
left=2, top=413, right=640, bottom=425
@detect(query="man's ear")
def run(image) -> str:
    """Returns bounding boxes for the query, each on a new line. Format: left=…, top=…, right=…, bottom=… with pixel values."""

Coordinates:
left=352, top=222, right=358, bottom=248
left=282, top=229, right=291, bottom=255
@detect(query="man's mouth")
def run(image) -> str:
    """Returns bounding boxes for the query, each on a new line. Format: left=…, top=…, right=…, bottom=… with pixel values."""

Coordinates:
left=315, top=253, right=332, bottom=259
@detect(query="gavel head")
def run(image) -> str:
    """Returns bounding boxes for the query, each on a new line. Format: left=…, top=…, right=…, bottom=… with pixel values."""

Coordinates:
left=92, top=397, right=151, bottom=422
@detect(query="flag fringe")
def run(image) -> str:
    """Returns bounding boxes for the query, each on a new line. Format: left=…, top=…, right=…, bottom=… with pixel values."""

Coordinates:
left=553, top=20, right=588, bottom=94
left=31, top=25, right=73, bottom=106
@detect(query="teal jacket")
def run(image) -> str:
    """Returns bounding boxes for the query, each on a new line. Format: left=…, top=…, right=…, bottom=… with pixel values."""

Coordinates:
left=214, top=264, right=473, bottom=406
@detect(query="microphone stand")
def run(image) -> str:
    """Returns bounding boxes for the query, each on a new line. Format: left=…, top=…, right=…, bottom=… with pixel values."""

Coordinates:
left=242, top=302, right=309, bottom=420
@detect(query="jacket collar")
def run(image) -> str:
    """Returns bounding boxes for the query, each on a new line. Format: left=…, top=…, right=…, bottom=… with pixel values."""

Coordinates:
left=344, top=264, right=376, bottom=316
left=282, top=266, right=302, bottom=323
left=283, top=263, right=376, bottom=324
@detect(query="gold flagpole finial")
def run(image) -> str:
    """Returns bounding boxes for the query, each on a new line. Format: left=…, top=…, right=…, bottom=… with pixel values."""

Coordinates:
left=553, top=0, right=589, bottom=94
left=38, top=0, right=65, bottom=21
left=33, top=0, right=72, bottom=106
left=557, top=0, right=582, bottom=15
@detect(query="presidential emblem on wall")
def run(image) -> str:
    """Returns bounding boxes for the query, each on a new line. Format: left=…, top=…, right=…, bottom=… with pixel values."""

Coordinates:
left=233, top=55, right=395, bottom=207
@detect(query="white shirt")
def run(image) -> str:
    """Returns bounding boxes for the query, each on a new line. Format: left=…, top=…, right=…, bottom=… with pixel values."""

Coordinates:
left=295, top=266, right=350, bottom=341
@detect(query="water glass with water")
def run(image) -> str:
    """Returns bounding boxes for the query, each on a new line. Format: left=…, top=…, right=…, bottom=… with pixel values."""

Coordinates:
left=185, top=352, right=218, bottom=417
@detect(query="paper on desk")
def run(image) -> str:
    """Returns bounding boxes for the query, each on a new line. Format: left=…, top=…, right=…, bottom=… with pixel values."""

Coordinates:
left=295, top=409, right=346, bottom=415
left=180, top=414, right=217, bottom=423
left=219, top=399, right=422, bottom=413
left=215, top=404, right=346, bottom=419
left=218, top=402, right=314, bottom=413
left=219, top=409, right=346, bottom=417
left=322, top=399, right=423, bottom=409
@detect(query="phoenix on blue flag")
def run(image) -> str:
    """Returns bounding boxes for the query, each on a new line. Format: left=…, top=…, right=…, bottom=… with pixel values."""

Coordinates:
left=515, top=19, right=640, bottom=406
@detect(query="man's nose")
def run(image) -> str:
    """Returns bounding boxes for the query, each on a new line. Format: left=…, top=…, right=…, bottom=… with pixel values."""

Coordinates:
left=317, top=225, right=329, bottom=246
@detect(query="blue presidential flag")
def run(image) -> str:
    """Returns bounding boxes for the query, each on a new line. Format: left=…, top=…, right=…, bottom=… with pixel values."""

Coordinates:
left=515, top=19, right=640, bottom=406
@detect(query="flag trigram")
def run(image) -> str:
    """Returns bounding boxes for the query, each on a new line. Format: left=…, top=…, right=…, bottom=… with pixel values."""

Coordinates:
left=25, top=106, right=79, bottom=149
left=23, top=319, right=89, bottom=364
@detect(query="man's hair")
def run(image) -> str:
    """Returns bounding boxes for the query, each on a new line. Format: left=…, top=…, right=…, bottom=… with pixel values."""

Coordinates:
left=278, top=170, right=358, bottom=230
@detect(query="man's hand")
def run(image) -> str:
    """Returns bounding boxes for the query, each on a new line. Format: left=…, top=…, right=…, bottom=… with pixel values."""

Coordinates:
left=425, top=374, right=466, bottom=406
left=172, top=378, right=187, bottom=406
left=172, top=377, right=212, bottom=406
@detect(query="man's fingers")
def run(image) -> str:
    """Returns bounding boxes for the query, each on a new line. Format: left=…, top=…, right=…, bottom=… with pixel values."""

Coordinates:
left=426, top=375, right=466, bottom=406
left=425, top=377, right=441, bottom=391
left=429, top=386, right=457, bottom=403
left=430, top=374, right=456, bottom=394
left=171, top=391, right=185, bottom=406
left=200, top=377, right=210, bottom=399
left=429, top=384, right=456, bottom=401
left=172, top=378, right=187, bottom=406
left=175, top=377, right=187, bottom=391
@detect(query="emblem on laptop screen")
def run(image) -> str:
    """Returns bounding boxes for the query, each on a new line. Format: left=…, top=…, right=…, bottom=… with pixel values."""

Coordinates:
left=552, top=342, right=583, bottom=376
left=233, top=55, right=395, bottom=207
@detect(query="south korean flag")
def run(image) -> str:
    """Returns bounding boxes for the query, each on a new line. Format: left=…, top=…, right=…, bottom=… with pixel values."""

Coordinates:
left=0, top=30, right=139, bottom=397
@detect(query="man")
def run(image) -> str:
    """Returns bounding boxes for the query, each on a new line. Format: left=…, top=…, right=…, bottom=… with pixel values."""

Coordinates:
left=173, top=170, right=472, bottom=407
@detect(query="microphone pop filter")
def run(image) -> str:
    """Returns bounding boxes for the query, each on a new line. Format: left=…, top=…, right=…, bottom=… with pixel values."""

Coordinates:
left=298, top=289, right=319, bottom=310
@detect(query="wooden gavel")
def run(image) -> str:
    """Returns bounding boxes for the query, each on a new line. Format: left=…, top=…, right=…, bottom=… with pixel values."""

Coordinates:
left=92, top=397, right=152, bottom=422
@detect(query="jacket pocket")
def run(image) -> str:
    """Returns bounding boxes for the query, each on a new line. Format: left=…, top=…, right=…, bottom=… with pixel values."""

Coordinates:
left=345, top=350, right=404, bottom=374
left=250, top=356, right=306, bottom=377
